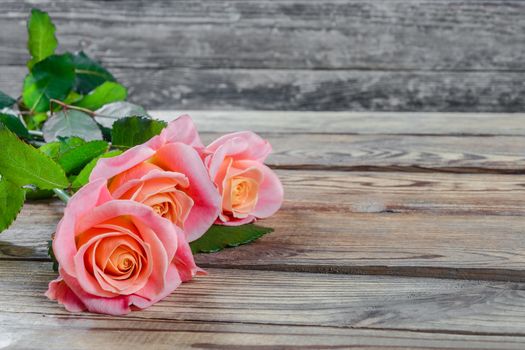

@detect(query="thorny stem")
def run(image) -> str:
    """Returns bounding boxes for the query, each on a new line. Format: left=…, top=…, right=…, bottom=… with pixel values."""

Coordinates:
left=49, top=99, right=97, bottom=117
left=52, top=188, right=71, bottom=204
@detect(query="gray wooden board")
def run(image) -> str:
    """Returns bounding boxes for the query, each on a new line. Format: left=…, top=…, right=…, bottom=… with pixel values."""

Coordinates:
left=3, top=66, right=525, bottom=111
left=3, top=315, right=525, bottom=350
left=2, top=1, right=525, bottom=111
left=152, top=110, right=525, bottom=136
left=0, top=0, right=524, bottom=71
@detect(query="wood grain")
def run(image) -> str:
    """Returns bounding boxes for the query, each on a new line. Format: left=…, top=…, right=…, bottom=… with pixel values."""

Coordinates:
left=4, top=66, right=525, bottom=112
left=4, top=315, right=525, bottom=350
left=1, top=1, right=524, bottom=71
left=152, top=110, right=525, bottom=136
left=4, top=261, right=525, bottom=338
left=196, top=133, right=525, bottom=173
left=2, top=171, right=525, bottom=281
left=3, top=1, right=525, bottom=111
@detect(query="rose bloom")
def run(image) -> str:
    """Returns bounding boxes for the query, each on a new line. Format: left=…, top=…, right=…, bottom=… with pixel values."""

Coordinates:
left=46, top=179, right=202, bottom=315
left=204, top=131, right=284, bottom=225
left=90, top=115, right=220, bottom=242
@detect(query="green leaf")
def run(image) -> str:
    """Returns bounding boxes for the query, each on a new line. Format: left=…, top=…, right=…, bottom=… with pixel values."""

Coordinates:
left=42, top=109, right=103, bottom=142
left=0, top=113, right=29, bottom=138
left=75, top=82, right=127, bottom=111
left=57, top=140, right=108, bottom=174
left=190, top=224, right=274, bottom=254
left=22, top=54, right=75, bottom=112
left=25, top=188, right=54, bottom=200
left=25, top=112, right=48, bottom=130
left=0, top=177, right=26, bottom=232
left=0, top=124, right=68, bottom=189
left=72, top=150, right=123, bottom=188
left=39, top=136, right=85, bottom=160
left=47, top=240, right=59, bottom=272
left=62, top=91, right=83, bottom=105
left=111, top=116, right=166, bottom=148
left=95, top=101, right=148, bottom=128
left=71, top=52, right=115, bottom=94
left=27, top=8, right=58, bottom=70
left=0, top=91, right=16, bottom=109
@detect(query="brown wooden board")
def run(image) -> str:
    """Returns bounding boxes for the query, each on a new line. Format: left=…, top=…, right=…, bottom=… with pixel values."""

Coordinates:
left=201, top=133, right=525, bottom=173
left=2, top=171, right=525, bottom=282
left=3, top=261, right=525, bottom=340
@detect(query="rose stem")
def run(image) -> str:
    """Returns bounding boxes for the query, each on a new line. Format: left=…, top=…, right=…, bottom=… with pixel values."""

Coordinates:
left=52, top=189, right=71, bottom=204
left=49, top=99, right=97, bottom=117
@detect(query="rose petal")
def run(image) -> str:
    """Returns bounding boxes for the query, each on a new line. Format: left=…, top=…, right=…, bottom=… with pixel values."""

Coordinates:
left=155, top=114, right=204, bottom=148
left=90, top=144, right=156, bottom=182
left=111, top=169, right=189, bottom=201
left=46, top=277, right=86, bottom=313
left=60, top=269, right=133, bottom=315
left=173, top=230, right=204, bottom=282
left=54, top=179, right=113, bottom=278
left=206, top=131, right=272, bottom=163
left=237, top=160, right=284, bottom=218
left=153, top=143, right=221, bottom=241
left=215, top=214, right=256, bottom=226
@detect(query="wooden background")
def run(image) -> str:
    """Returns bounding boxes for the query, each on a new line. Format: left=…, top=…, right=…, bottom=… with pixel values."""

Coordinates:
left=2, top=1, right=525, bottom=348
left=1, top=0, right=525, bottom=111
left=2, top=112, right=525, bottom=349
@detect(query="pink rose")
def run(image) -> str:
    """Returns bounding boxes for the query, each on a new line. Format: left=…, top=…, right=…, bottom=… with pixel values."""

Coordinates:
left=46, top=179, right=202, bottom=315
left=90, top=115, right=220, bottom=242
left=204, top=131, right=284, bottom=225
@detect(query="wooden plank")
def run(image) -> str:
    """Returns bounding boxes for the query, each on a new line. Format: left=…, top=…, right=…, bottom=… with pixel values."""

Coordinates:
left=3, top=261, right=525, bottom=338
left=199, top=133, right=525, bottom=173
left=3, top=315, right=525, bottom=350
left=2, top=171, right=525, bottom=281
left=277, top=170, right=525, bottom=216
left=151, top=110, right=525, bottom=136
left=1, top=1, right=524, bottom=71
left=3, top=66, right=525, bottom=112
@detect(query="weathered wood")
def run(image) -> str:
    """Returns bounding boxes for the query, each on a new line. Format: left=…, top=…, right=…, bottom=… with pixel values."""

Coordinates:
left=1, top=1, right=524, bottom=71
left=277, top=170, right=525, bottom=216
left=3, top=171, right=525, bottom=281
left=3, top=314, right=525, bottom=350
left=3, top=66, right=525, bottom=111
left=3, top=261, right=525, bottom=337
left=197, top=133, right=525, bottom=173
left=153, top=110, right=525, bottom=136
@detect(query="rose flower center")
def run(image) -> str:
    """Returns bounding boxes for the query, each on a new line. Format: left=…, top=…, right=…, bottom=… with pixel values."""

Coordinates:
left=152, top=202, right=169, bottom=216
left=226, top=175, right=260, bottom=216
left=107, top=162, right=194, bottom=229
left=75, top=216, right=152, bottom=295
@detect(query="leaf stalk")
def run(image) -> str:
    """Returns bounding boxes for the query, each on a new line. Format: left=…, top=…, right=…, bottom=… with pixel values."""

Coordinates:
left=52, top=188, right=70, bottom=203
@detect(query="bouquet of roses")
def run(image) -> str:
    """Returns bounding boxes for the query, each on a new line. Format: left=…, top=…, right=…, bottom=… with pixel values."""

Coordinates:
left=0, top=9, right=283, bottom=315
